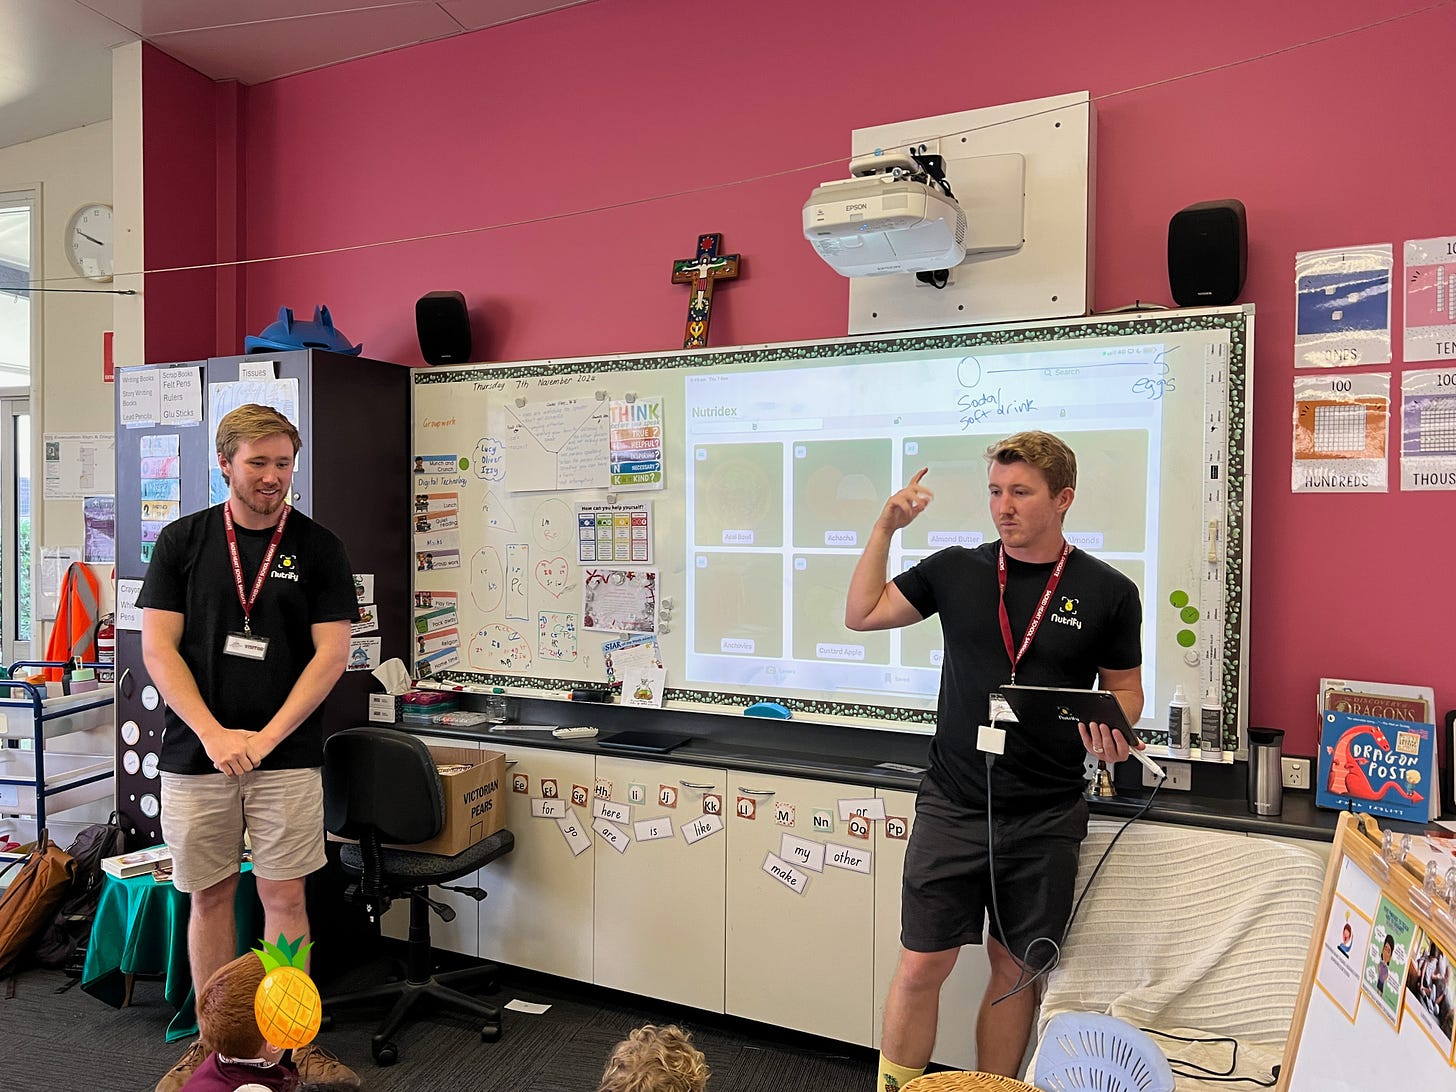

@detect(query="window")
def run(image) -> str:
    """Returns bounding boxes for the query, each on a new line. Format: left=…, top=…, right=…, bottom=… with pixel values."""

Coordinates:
left=0, top=191, right=34, bottom=660
left=0, top=191, right=31, bottom=390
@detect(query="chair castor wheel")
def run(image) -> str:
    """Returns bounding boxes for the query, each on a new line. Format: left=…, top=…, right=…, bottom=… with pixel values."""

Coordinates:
left=481, top=1023, right=501, bottom=1043
left=371, top=1036, right=399, bottom=1065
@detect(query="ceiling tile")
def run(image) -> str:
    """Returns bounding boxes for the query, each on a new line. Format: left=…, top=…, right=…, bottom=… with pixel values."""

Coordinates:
left=439, top=0, right=595, bottom=32
left=147, top=3, right=464, bottom=85
left=78, top=0, right=431, bottom=38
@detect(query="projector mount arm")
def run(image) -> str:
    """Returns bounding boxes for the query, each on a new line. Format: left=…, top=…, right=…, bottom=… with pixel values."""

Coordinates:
left=847, top=144, right=957, bottom=201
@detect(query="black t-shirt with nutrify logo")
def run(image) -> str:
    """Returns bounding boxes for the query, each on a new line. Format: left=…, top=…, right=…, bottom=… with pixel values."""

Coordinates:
left=137, top=504, right=358, bottom=774
left=894, top=542, right=1143, bottom=814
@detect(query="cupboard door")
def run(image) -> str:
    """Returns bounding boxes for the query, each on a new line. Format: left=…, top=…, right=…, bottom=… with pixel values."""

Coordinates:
left=592, top=757, right=727, bottom=1011
left=873, top=787, right=989, bottom=1070
left=725, top=771, right=875, bottom=1045
left=478, top=744, right=598, bottom=980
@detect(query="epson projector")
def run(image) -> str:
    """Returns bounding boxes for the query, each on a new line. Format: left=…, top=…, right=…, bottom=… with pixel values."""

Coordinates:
left=803, top=174, right=967, bottom=277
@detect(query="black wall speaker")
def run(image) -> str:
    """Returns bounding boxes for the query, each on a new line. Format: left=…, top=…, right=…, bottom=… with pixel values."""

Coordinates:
left=416, top=290, right=472, bottom=365
left=1168, top=199, right=1247, bottom=308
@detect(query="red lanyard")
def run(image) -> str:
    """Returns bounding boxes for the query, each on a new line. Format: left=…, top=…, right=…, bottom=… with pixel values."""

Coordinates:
left=997, top=541, right=1071, bottom=684
left=222, top=502, right=290, bottom=636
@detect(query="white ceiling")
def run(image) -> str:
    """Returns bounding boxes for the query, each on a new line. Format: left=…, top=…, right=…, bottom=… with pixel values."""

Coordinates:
left=0, top=0, right=596, bottom=151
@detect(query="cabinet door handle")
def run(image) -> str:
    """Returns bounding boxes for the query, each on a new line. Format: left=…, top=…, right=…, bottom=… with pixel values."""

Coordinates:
left=679, top=780, right=715, bottom=790
left=737, top=786, right=777, bottom=796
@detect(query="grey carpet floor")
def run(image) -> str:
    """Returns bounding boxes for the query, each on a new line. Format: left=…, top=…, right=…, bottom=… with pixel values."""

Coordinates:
left=1, top=957, right=879, bottom=1091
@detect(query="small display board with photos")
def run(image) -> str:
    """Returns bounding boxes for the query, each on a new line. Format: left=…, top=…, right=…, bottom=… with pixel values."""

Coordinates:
left=1282, top=812, right=1456, bottom=1089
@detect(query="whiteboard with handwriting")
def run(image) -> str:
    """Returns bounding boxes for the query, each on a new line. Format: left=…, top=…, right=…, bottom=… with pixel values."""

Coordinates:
left=411, top=308, right=1252, bottom=740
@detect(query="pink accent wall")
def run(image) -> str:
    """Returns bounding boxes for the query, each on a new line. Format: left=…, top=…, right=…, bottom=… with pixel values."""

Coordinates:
left=213, top=79, right=246, bottom=358
left=156, top=0, right=1456, bottom=757
left=140, top=45, right=220, bottom=363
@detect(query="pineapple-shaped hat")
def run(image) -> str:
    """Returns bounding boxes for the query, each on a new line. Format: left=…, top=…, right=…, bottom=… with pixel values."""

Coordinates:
left=253, top=934, right=321, bottom=1050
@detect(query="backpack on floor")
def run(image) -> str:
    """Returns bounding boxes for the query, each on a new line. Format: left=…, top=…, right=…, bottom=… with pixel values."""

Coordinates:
left=0, top=830, right=75, bottom=977
left=31, top=812, right=126, bottom=972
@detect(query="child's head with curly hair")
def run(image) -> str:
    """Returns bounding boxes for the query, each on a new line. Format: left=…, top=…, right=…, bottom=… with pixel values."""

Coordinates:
left=196, top=952, right=274, bottom=1060
left=597, top=1024, right=710, bottom=1092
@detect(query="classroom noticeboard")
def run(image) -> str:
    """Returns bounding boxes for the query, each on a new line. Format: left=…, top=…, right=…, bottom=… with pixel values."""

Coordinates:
left=410, top=308, right=1252, bottom=743
left=1280, top=812, right=1456, bottom=1089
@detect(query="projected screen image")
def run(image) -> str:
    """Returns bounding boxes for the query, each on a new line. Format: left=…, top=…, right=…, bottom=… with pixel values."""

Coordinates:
left=412, top=313, right=1246, bottom=737
left=683, top=344, right=1168, bottom=717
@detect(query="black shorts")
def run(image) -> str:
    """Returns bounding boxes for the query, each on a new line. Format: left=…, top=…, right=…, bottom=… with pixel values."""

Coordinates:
left=900, top=774, right=1088, bottom=968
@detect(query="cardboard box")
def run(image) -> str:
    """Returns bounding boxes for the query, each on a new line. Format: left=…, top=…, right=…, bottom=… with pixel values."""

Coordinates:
left=387, top=745, right=506, bottom=856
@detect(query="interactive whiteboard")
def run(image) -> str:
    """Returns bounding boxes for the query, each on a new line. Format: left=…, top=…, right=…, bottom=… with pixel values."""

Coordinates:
left=411, top=308, right=1252, bottom=746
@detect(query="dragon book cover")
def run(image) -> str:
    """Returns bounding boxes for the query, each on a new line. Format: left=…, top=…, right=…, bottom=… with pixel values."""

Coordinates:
left=1316, top=710, right=1438, bottom=822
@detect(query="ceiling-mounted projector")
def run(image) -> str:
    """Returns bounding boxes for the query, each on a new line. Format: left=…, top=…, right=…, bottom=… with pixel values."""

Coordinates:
left=803, top=149, right=967, bottom=277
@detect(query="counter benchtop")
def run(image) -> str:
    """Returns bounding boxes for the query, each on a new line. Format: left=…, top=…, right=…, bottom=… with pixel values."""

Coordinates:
left=408, top=721, right=1350, bottom=843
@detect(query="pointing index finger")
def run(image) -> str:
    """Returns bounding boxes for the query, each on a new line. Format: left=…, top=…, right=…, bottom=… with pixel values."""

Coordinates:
left=909, top=467, right=929, bottom=487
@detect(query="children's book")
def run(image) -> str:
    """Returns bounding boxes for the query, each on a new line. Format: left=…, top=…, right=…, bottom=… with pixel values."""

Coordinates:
left=1318, top=677, right=1434, bottom=724
left=1316, top=711, right=1438, bottom=822
left=100, top=844, right=171, bottom=879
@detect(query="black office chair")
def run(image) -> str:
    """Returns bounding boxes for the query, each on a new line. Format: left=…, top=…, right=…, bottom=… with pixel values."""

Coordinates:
left=321, top=726, right=514, bottom=1066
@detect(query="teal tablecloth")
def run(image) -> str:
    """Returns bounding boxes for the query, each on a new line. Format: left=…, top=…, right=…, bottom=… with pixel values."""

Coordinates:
left=80, top=864, right=260, bottom=1042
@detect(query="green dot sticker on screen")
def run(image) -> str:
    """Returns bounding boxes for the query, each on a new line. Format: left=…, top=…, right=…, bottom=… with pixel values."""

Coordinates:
left=1169, top=590, right=1189, bottom=608
left=1176, top=629, right=1197, bottom=647
left=459, top=457, right=470, bottom=471
left=1180, top=606, right=1200, bottom=624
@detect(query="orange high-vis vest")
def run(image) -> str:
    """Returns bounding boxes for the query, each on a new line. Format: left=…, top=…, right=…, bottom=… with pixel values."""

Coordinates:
left=44, top=562, right=100, bottom=680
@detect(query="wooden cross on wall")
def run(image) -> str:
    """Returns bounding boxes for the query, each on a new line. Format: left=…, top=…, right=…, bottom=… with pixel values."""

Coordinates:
left=671, top=233, right=740, bottom=349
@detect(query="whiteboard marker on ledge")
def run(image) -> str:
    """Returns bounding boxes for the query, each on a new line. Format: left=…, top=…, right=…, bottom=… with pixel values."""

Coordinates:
left=566, top=688, right=613, bottom=702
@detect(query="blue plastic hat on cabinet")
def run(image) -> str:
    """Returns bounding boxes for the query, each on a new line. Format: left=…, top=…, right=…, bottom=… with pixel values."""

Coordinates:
left=245, top=305, right=362, bottom=355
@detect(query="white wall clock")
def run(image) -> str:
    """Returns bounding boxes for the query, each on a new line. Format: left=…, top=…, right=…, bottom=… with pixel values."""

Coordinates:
left=65, top=202, right=114, bottom=282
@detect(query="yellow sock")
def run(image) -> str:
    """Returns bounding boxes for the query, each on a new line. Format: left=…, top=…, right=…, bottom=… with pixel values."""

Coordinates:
left=877, top=1054, right=925, bottom=1092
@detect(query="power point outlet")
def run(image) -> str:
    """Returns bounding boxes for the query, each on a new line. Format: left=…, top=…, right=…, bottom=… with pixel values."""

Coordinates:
left=1282, top=757, right=1311, bottom=790
left=1144, top=759, right=1192, bottom=790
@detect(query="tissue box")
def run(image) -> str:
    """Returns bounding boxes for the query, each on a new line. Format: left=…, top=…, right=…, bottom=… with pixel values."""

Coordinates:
left=390, top=745, right=506, bottom=856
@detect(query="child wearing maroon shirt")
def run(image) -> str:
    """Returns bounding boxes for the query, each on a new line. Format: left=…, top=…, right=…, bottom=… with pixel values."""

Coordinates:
left=181, top=953, right=299, bottom=1092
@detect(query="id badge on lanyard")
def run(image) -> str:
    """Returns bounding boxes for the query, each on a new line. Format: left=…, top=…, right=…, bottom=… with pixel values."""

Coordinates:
left=224, top=632, right=270, bottom=660
left=222, top=502, right=289, bottom=662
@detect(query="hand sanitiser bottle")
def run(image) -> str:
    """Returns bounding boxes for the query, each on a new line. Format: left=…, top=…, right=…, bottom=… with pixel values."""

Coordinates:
left=1200, top=687, right=1223, bottom=757
left=1168, top=685, right=1192, bottom=758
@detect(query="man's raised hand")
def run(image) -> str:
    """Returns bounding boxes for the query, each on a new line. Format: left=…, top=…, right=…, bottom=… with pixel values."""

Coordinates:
left=879, top=467, right=934, bottom=532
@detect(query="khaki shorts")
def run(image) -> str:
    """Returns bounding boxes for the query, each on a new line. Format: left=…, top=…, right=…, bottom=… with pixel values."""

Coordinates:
left=160, top=768, right=326, bottom=893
